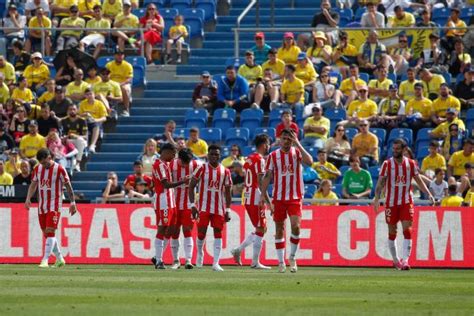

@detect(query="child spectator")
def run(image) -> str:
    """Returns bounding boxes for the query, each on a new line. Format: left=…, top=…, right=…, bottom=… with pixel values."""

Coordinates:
left=166, top=15, right=188, bottom=64
left=137, top=138, right=160, bottom=176
left=429, top=168, right=448, bottom=205
left=312, top=179, right=338, bottom=206
left=440, top=184, right=463, bottom=207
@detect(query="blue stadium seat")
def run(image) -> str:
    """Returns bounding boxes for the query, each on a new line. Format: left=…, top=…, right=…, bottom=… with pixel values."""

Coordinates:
left=388, top=72, right=397, bottom=83
left=186, top=16, right=204, bottom=38
left=144, top=0, right=165, bottom=6
left=225, top=128, right=250, bottom=147
left=183, top=8, right=205, bottom=22
left=370, top=128, right=387, bottom=145
left=416, top=146, right=430, bottom=160
left=185, top=109, right=208, bottom=128
left=432, top=7, right=450, bottom=18
left=160, top=8, right=178, bottom=19
left=368, top=166, right=381, bottom=179
left=243, top=145, right=256, bottom=157
left=461, top=7, right=474, bottom=20
left=221, top=145, right=230, bottom=159
left=212, top=108, right=236, bottom=137
left=456, top=73, right=465, bottom=84
left=325, top=108, right=346, bottom=121
left=132, top=66, right=146, bottom=87
left=333, top=184, right=343, bottom=198
left=467, top=108, right=474, bottom=122
left=97, top=56, right=114, bottom=68
left=345, top=127, right=358, bottom=141
left=225, top=57, right=244, bottom=68
left=415, top=128, right=433, bottom=147
left=254, top=127, right=276, bottom=142
left=304, top=184, right=317, bottom=198
left=388, top=128, right=413, bottom=146
left=132, top=8, right=146, bottom=17
left=195, top=0, right=217, bottom=22
left=171, top=0, right=192, bottom=11
left=359, top=72, right=370, bottom=83
left=442, top=72, right=452, bottom=85
left=305, top=146, right=319, bottom=160
left=354, top=7, right=367, bottom=20
left=200, top=128, right=222, bottom=143
left=269, top=108, right=290, bottom=121
left=338, top=8, right=353, bottom=26
left=174, top=128, right=191, bottom=139
left=126, top=56, right=147, bottom=68
left=240, top=108, right=264, bottom=136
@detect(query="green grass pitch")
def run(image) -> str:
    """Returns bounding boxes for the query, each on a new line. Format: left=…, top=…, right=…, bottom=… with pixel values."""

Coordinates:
left=0, top=265, right=473, bottom=315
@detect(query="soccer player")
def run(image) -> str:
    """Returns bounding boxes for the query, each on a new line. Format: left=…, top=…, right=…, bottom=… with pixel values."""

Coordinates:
left=152, top=143, right=190, bottom=269
left=374, top=139, right=435, bottom=270
left=168, top=148, right=201, bottom=270
left=231, top=134, right=271, bottom=269
left=24, top=148, right=78, bottom=268
left=188, top=145, right=233, bottom=272
left=260, top=129, right=313, bottom=273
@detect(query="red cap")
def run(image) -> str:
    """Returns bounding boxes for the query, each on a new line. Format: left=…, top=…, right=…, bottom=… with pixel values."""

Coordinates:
left=284, top=32, right=294, bottom=39
left=255, top=32, right=265, bottom=39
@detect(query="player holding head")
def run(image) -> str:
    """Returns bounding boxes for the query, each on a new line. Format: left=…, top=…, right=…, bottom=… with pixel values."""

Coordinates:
left=152, top=143, right=191, bottom=269
left=167, top=148, right=200, bottom=270
left=25, top=148, right=78, bottom=268
left=231, top=134, right=271, bottom=269
left=260, top=129, right=313, bottom=273
left=374, top=138, right=435, bottom=270
left=188, top=145, right=233, bottom=272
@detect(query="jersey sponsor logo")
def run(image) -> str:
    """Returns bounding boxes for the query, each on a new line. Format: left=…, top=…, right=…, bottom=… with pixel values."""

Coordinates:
left=395, top=175, right=407, bottom=185
left=40, top=179, right=51, bottom=189
left=281, top=164, right=295, bottom=175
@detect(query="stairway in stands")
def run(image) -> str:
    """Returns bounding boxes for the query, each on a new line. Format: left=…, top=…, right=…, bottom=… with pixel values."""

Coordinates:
left=73, top=0, right=317, bottom=200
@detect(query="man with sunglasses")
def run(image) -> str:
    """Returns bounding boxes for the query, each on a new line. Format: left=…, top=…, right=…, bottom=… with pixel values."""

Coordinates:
left=389, top=33, right=413, bottom=77
left=345, top=84, right=378, bottom=127
left=301, top=104, right=330, bottom=149
left=80, top=5, right=111, bottom=60
left=352, top=119, right=379, bottom=169
left=57, top=5, right=85, bottom=52
left=404, top=82, right=432, bottom=131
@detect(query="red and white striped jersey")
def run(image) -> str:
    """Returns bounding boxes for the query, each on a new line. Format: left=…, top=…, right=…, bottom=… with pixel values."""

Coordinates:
left=380, top=157, right=419, bottom=207
left=32, top=162, right=70, bottom=214
left=169, top=158, right=200, bottom=210
left=243, top=152, right=265, bottom=206
left=193, top=163, right=232, bottom=216
left=265, top=147, right=304, bottom=202
left=152, top=159, right=175, bottom=211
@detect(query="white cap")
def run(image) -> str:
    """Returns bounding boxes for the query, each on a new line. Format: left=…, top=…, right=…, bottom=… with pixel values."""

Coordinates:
left=31, top=52, right=43, bottom=59
left=123, top=0, right=132, bottom=6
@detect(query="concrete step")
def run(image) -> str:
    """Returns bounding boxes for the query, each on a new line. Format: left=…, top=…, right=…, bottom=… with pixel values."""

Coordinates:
left=74, top=171, right=130, bottom=181
left=103, top=133, right=154, bottom=142
left=118, top=115, right=184, bottom=125
left=90, top=152, right=140, bottom=162
left=130, top=107, right=190, bottom=116
left=143, top=90, right=193, bottom=98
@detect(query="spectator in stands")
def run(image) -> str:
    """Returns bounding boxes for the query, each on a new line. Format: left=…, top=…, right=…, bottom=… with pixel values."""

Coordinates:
left=47, top=130, right=78, bottom=169
left=37, top=79, right=56, bottom=106
left=431, top=84, right=461, bottom=125
left=25, top=0, right=50, bottom=20
left=221, top=144, right=245, bottom=168
left=417, top=32, right=448, bottom=74
left=0, top=74, right=9, bottom=105
left=416, top=9, right=437, bottom=28
left=25, top=8, right=52, bottom=56
left=442, top=122, right=465, bottom=160
left=310, top=0, right=339, bottom=46
left=102, top=171, right=125, bottom=203
left=19, top=120, right=46, bottom=159
left=429, top=168, right=448, bottom=204
left=0, top=125, right=15, bottom=160
left=448, top=138, right=474, bottom=179
left=124, top=160, right=152, bottom=193
left=260, top=68, right=281, bottom=110
left=422, top=141, right=447, bottom=180
left=57, top=5, right=85, bottom=52
left=448, top=38, right=471, bottom=77
left=345, top=84, right=378, bottom=126
left=312, top=149, right=340, bottom=181
left=331, top=31, right=358, bottom=78
left=231, top=160, right=245, bottom=197
left=280, top=64, right=305, bottom=111
left=251, top=32, right=271, bottom=65
left=306, top=32, right=332, bottom=73
left=374, top=84, right=405, bottom=129
left=175, top=137, right=186, bottom=151
left=13, top=159, right=32, bottom=185
left=312, top=70, right=341, bottom=109
left=361, top=2, right=385, bottom=28
left=155, top=120, right=177, bottom=147
left=193, top=71, right=217, bottom=111
left=357, top=30, right=388, bottom=76
left=166, top=15, right=187, bottom=64
left=24, top=52, right=50, bottom=93
left=61, top=104, right=88, bottom=171
left=51, top=0, right=74, bottom=26
left=103, top=0, right=123, bottom=22
left=388, top=5, right=415, bottom=27
left=112, top=1, right=139, bottom=52
left=454, top=67, right=474, bottom=108
left=342, top=155, right=372, bottom=200
left=277, top=32, right=301, bottom=65
left=5, top=149, right=21, bottom=177
left=418, top=68, right=446, bottom=100
left=301, top=104, right=330, bottom=148
left=55, top=54, right=78, bottom=86
left=140, top=3, right=164, bottom=65
left=37, top=104, right=60, bottom=137
left=3, top=4, right=27, bottom=45
left=238, top=51, right=265, bottom=109
left=398, top=67, right=420, bottom=102
left=137, top=138, right=159, bottom=176
left=78, top=0, right=100, bottom=22
left=186, top=127, right=208, bottom=159
left=106, top=51, right=133, bottom=117
left=441, top=184, right=464, bottom=207
left=66, top=68, right=90, bottom=103
left=9, top=105, right=30, bottom=145
left=368, top=66, right=392, bottom=103
left=312, top=179, right=338, bottom=206
left=459, top=163, right=474, bottom=197
left=11, top=41, right=31, bottom=74
left=389, top=33, right=413, bottom=77
left=262, top=48, right=285, bottom=81
left=352, top=119, right=379, bottom=169
left=127, top=178, right=153, bottom=201
left=80, top=5, right=111, bottom=60
left=339, top=64, right=367, bottom=107
left=430, top=107, right=465, bottom=139
left=0, top=159, right=13, bottom=185
left=79, top=88, right=107, bottom=153
left=86, top=66, right=101, bottom=86
left=47, top=85, right=74, bottom=119
left=94, top=68, right=123, bottom=112
left=0, top=55, right=16, bottom=87
left=216, top=65, right=250, bottom=112
left=295, top=53, right=317, bottom=94
left=443, top=7, right=467, bottom=52
left=404, top=82, right=433, bottom=131
left=12, top=76, right=34, bottom=109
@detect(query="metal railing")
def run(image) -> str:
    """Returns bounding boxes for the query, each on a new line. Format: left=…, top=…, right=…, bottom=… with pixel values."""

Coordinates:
left=235, top=0, right=260, bottom=57
left=232, top=25, right=474, bottom=58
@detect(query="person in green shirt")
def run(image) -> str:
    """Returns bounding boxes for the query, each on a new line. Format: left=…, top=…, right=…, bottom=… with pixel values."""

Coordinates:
left=342, top=155, right=373, bottom=199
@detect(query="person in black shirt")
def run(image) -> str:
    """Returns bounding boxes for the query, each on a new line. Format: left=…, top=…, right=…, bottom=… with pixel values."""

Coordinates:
left=47, top=85, right=74, bottom=119
left=13, top=159, right=31, bottom=185
left=102, top=171, right=125, bottom=203
left=11, top=41, right=30, bottom=74
left=310, top=0, right=339, bottom=46
left=61, top=103, right=88, bottom=168
left=0, top=124, right=15, bottom=160
left=454, top=67, right=474, bottom=109
left=37, top=104, right=60, bottom=137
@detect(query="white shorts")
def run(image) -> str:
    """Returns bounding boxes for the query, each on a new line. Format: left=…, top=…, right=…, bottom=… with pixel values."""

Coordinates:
left=81, top=34, right=105, bottom=47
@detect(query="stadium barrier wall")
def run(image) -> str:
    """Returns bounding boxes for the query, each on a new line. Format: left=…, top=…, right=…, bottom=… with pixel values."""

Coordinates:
left=0, top=203, right=472, bottom=268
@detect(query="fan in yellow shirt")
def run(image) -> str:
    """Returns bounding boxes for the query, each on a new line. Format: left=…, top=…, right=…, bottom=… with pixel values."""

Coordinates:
left=19, top=122, right=47, bottom=159
left=262, top=48, right=286, bottom=80
left=23, top=54, right=50, bottom=89
left=103, top=0, right=123, bottom=21
left=112, top=2, right=139, bottom=51
left=295, top=53, right=317, bottom=87
left=448, top=140, right=474, bottom=177
left=52, top=0, right=78, bottom=18
left=440, top=184, right=464, bottom=207
left=0, top=160, right=13, bottom=185
left=186, top=128, right=208, bottom=159
left=277, top=32, right=301, bottom=65
left=106, top=51, right=133, bottom=115
left=0, top=80, right=10, bottom=104
left=311, top=150, right=340, bottom=180
left=388, top=8, right=415, bottom=27
left=419, top=69, right=445, bottom=99
left=312, top=179, right=339, bottom=206
left=398, top=68, right=420, bottom=101
left=445, top=9, right=467, bottom=38
left=0, top=56, right=16, bottom=85
left=66, top=68, right=90, bottom=102
left=27, top=8, right=53, bottom=55
left=78, top=0, right=101, bottom=20
left=421, top=141, right=447, bottom=177
left=37, top=79, right=56, bottom=106
left=431, top=84, right=461, bottom=121
left=238, top=51, right=263, bottom=84
left=11, top=76, right=34, bottom=104
left=281, top=66, right=305, bottom=105
left=346, top=85, right=378, bottom=122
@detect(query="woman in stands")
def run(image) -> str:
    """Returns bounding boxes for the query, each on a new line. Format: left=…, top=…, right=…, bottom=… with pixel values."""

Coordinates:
left=325, top=123, right=351, bottom=168
left=221, top=144, right=245, bottom=168
left=306, top=31, right=332, bottom=73
left=137, top=138, right=160, bottom=176
left=55, top=55, right=77, bottom=86
left=139, top=3, right=164, bottom=65
left=47, top=131, right=78, bottom=170
left=312, top=179, right=338, bottom=206
left=312, top=70, right=342, bottom=109
left=277, top=32, right=301, bottom=65
left=23, top=52, right=50, bottom=95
